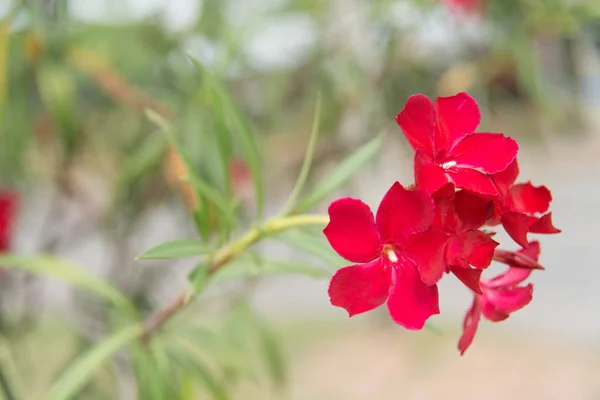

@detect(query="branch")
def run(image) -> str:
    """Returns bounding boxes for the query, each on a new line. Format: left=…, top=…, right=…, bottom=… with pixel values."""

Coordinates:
left=140, top=214, right=329, bottom=345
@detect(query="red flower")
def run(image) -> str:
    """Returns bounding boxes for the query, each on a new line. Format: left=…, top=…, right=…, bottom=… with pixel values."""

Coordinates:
left=0, top=190, right=17, bottom=252
left=434, top=190, right=498, bottom=294
left=458, top=242, right=540, bottom=355
left=445, top=0, right=485, bottom=14
left=324, top=182, right=449, bottom=330
left=492, top=159, right=561, bottom=248
left=396, top=92, right=518, bottom=198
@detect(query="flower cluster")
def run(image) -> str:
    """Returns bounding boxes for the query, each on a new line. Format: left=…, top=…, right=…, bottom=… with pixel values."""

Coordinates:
left=323, top=92, right=560, bottom=354
left=0, top=190, right=17, bottom=253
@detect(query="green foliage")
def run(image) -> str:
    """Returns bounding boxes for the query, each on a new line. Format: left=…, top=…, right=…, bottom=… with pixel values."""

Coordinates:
left=0, top=255, right=136, bottom=316
left=295, top=135, right=383, bottom=213
left=49, top=324, right=143, bottom=400
left=135, top=239, right=211, bottom=260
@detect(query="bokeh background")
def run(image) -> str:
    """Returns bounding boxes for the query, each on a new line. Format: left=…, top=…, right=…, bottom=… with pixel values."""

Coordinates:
left=1, top=0, right=600, bottom=399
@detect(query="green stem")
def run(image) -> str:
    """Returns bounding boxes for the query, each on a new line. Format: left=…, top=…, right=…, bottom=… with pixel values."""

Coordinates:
left=141, top=214, right=329, bottom=344
left=280, top=93, right=322, bottom=215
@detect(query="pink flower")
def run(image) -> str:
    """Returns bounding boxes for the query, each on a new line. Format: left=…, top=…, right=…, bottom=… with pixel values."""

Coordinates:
left=434, top=190, right=498, bottom=294
left=458, top=242, right=540, bottom=355
left=396, top=92, right=518, bottom=198
left=0, top=190, right=17, bottom=253
left=491, top=159, right=561, bottom=248
left=324, top=182, right=449, bottom=330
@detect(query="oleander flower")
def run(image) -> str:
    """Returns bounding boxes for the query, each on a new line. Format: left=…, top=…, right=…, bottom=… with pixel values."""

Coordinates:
left=396, top=92, right=518, bottom=197
left=458, top=242, right=540, bottom=355
left=491, top=159, right=561, bottom=248
left=324, top=182, right=449, bottom=330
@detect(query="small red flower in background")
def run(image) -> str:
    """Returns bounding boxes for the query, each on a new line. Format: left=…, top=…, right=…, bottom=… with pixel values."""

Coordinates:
left=324, top=182, right=449, bottom=330
left=458, top=242, right=540, bottom=355
left=396, top=92, right=518, bottom=197
left=445, top=0, right=485, bottom=14
left=0, top=190, right=18, bottom=253
left=491, top=159, right=561, bottom=247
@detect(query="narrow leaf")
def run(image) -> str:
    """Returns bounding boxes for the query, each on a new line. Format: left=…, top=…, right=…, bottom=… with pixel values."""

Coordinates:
left=187, top=262, right=209, bottom=294
left=48, top=324, right=143, bottom=400
left=0, top=254, right=136, bottom=315
left=167, top=337, right=230, bottom=400
left=0, top=13, right=11, bottom=113
left=146, top=109, right=237, bottom=231
left=280, top=92, right=322, bottom=215
left=295, top=135, right=382, bottom=213
left=211, top=256, right=329, bottom=284
left=189, top=57, right=265, bottom=217
left=278, top=229, right=346, bottom=268
left=118, top=133, right=168, bottom=191
left=136, top=239, right=210, bottom=260
left=234, top=305, right=286, bottom=389
left=130, top=344, right=170, bottom=400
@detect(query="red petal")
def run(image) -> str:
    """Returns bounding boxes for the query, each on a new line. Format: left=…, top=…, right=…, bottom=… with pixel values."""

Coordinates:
left=493, top=158, right=520, bottom=197
left=324, top=198, right=381, bottom=263
left=435, top=92, right=481, bottom=151
left=458, top=295, right=482, bottom=355
left=396, top=94, right=436, bottom=158
left=405, top=228, right=450, bottom=285
left=520, top=240, right=541, bottom=261
left=433, top=194, right=458, bottom=231
left=459, top=230, right=499, bottom=269
left=386, top=262, right=440, bottom=330
left=376, top=182, right=434, bottom=243
left=328, top=260, right=391, bottom=317
left=414, top=151, right=450, bottom=194
left=529, top=212, right=561, bottom=234
left=453, top=190, right=494, bottom=230
left=447, top=168, right=499, bottom=198
left=480, top=296, right=510, bottom=322
left=452, top=133, right=519, bottom=174
left=500, top=211, right=531, bottom=248
left=485, top=267, right=531, bottom=289
left=493, top=247, right=545, bottom=271
left=486, top=284, right=533, bottom=314
left=508, top=182, right=552, bottom=215
left=0, top=190, right=18, bottom=252
left=451, top=264, right=483, bottom=294
left=484, top=242, right=541, bottom=288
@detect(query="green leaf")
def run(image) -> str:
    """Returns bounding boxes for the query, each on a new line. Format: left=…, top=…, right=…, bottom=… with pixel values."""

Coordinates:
left=48, top=324, right=143, bottom=400
left=187, top=262, right=209, bottom=293
left=117, top=133, right=168, bottom=192
left=189, top=57, right=265, bottom=217
left=295, top=135, right=383, bottom=213
left=178, top=373, right=198, bottom=400
left=130, top=344, right=171, bottom=400
left=211, top=256, right=329, bottom=284
left=254, top=319, right=285, bottom=389
left=280, top=92, right=322, bottom=215
left=146, top=109, right=237, bottom=233
left=135, top=239, right=211, bottom=260
left=167, top=337, right=230, bottom=400
left=233, top=305, right=286, bottom=389
left=278, top=229, right=346, bottom=269
left=0, top=254, right=136, bottom=315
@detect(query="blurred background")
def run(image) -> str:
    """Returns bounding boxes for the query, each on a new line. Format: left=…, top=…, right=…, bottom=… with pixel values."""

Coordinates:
left=0, top=0, right=600, bottom=399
